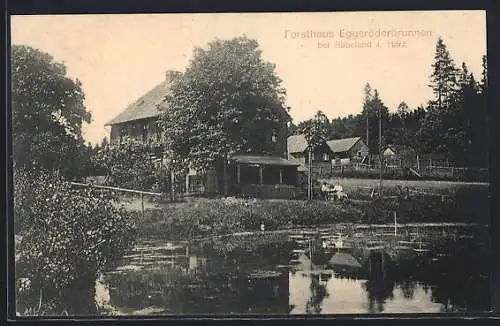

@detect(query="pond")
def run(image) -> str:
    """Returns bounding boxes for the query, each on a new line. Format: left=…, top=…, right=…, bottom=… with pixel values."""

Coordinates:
left=96, top=224, right=491, bottom=315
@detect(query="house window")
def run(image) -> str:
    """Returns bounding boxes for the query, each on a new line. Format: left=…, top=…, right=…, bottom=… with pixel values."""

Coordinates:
left=357, top=151, right=362, bottom=157
left=323, top=153, right=329, bottom=161
left=241, top=165, right=260, bottom=185
left=155, top=121, right=162, bottom=141
left=188, top=176, right=204, bottom=193
left=130, top=124, right=140, bottom=140
left=119, top=125, right=128, bottom=142
left=142, top=123, right=149, bottom=142
left=271, top=130, right=278, bottom=143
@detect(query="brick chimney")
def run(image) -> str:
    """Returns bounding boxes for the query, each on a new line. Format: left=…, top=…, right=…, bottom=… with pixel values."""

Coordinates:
left=165, top=70, right=182, bottom=83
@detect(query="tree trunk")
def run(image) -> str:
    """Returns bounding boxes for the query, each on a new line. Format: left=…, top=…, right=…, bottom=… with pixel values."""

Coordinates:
left=223, top=156, right=228, bottom=196
left=171, top=170, right=175, bottom=201
left=308, top=148, right=312, bottom=200
left=63, top=276, right=97, bottom=315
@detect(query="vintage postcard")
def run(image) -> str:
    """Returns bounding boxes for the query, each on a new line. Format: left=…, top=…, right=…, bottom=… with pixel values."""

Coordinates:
left=10, top=10, right=490, bottom=317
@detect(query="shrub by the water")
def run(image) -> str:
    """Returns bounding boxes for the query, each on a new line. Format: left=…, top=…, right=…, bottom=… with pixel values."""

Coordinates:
left=136, top=183, right=486, bottom=242
left=14, top=168, right=137, bottom=315
left=137, top=199, right=368, bottom=241
left=91, top=137, right=164, bottom=192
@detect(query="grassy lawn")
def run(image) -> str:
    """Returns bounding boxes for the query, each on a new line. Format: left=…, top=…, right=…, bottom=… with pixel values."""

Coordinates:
left=319, top=177, right=489, bottom=192
left=113, top=179, right=489, bottom=243
left=124, top=185, right=488, bottom=242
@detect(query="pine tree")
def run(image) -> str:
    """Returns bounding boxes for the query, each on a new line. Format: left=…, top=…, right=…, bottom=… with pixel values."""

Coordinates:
left=429, top=37, right=459, bottom=109
left=362, top=89, right=389, bottom=154
left=362, top=83, right=373, bottom=148
left=480, top=55, right=488, bottom=93
left=397, top=101, right=409, bottom=118
left=458, top=62, right=471, bottom=89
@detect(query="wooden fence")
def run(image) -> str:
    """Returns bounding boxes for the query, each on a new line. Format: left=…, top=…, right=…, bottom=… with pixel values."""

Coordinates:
left=68, top=182, right=163, bottom=218
left=311, top=160, right=488, bottom=181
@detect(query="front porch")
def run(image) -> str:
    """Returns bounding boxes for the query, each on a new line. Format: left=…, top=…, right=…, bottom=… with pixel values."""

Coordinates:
left=229, top=155, right=301, bottom=199
left=182, top=154, right=302, bottom=199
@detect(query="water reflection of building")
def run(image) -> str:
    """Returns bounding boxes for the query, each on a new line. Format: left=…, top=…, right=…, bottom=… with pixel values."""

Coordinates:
left=105, top=226, right=489, bottom=315
left=243, top=270, right=290, bottom=314
left=305, top=273, right=330, bottom=314
left=188, top=255, right=208, bottom=271
left=363, top=277, right=395, bottom=313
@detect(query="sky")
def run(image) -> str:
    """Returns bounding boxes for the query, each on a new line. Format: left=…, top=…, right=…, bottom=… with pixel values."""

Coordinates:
left=10, top=11, right=487, bottom=144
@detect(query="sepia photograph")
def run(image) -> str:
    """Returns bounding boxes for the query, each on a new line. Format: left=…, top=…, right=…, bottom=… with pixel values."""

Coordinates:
left=10, top=10, right=491, bottom=317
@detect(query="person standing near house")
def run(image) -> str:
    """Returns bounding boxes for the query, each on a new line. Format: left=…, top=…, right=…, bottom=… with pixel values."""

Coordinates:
left=321, top=182, right=329, bottom=200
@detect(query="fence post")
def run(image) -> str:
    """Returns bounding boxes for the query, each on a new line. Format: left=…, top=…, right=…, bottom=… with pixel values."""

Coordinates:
left=141, top=192, right=144, bottom=219
left=171, top=170, right=175, bottom=201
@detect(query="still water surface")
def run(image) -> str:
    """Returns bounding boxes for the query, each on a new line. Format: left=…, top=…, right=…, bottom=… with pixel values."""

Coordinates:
left=97, top=225, right=490, bottom=315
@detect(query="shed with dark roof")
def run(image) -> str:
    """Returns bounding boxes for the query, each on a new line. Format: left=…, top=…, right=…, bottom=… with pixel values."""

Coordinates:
left=326, top=136, right=369, bottom=161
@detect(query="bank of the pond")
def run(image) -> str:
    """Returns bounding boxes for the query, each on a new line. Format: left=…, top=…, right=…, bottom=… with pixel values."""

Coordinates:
left=135, top=188, right=489, bottom=241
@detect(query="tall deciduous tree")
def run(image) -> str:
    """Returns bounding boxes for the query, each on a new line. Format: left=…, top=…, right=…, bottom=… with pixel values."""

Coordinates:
left=303, top=110, right=330, bottom=150
left=11, top=45, right=91, bottom=178
left=303, top=110, right=330, bottom=200
left=162, top=36, right=290, bottom=173
left=91, top=137, right=163, bottom=191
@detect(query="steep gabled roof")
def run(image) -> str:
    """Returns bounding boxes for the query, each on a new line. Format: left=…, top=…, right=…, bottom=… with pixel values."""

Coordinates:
left=287, top=154, right=309, bottom=172
left=105, top=79, right=172, bottom=126
left=326, top=137, right=362, bottom=153
left=328, top=252, right=362, bottom=268
left=287, top=134, right=308, bottom=154
left=384, top=144, right=416, bottom=153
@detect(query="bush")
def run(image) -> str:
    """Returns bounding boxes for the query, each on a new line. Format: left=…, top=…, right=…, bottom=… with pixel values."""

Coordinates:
left=135, top=185, right=485, bottom=242
left=136, top=199, right=369, bottom=241
left=91, top=138, right=164, bottom=191
left=14, top=168, right=137, bottom=315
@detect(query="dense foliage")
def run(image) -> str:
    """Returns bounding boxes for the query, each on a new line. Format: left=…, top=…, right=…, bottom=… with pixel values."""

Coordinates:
left=11, top=45, right=139, bottom=316
left=134, top=183, right=487, bottom=243
left=300, top=110, right=331, bottom=150
left=14, top=168, right=136, bottom=315
left=161, top=36, right=291, bottom=172
left=11, top=45, right=92, bottom=178
left=90, top=137, right=166, bottom=192
left=291, top=37, right=488, bottom=169
left=361, top=86, right=390, bottom=154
